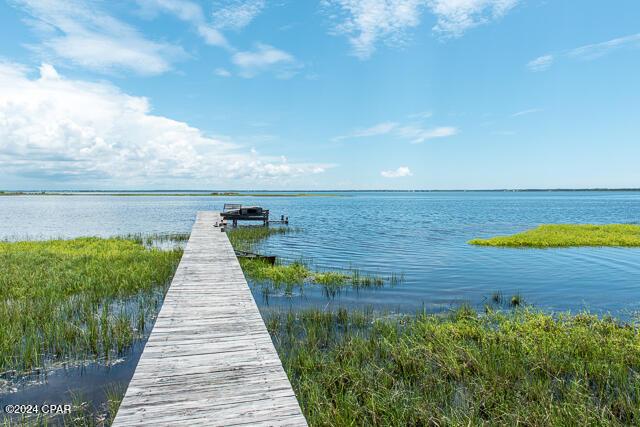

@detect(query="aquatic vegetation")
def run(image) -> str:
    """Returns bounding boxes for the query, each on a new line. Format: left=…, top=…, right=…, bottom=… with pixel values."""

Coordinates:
left=239, top=258, right=400, bottom=298
left=469, top=224, right=640, bottom=247
left=227, top=226, right=292, bottom=252
left=268, top=307, right=640, bottom=426
left=122, top=232, right=190, bottom=248
left=510, top=293, right=523, bottom=307
left=491, top=290, right=503, bottom=304
left=0, top=237, right=182, bottom=374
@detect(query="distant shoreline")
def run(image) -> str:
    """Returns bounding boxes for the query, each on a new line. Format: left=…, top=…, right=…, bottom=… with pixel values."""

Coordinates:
left=2, top=188, right=640, bottom=195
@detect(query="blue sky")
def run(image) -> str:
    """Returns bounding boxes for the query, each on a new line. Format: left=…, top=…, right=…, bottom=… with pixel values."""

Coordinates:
left=0, top=0, right=639, bottom=190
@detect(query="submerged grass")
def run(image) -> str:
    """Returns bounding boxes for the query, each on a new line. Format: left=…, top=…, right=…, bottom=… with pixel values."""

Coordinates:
left=269, top=307, right=640, bottom=426
left=0, top=237, right=182, bottom=374
left=469, top=224, right=640, bottom=248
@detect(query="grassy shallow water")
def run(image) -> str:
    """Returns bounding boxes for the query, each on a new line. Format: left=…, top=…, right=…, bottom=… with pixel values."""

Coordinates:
left=0, top=237, right=182, bottom=373
left=470, top=224, right=640, bottom=248
left=267, top=307, right=640, bottom=426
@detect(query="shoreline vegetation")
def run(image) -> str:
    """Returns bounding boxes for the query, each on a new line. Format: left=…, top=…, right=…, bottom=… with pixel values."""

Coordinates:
left=0, top=191, right=342, bottom=197
left=470, top=224, right=640, bottom=248
left=268, top=307, right=640, bottom=426
left=4, top=225, right=640, bottom=425
left=3, top=189, right=640, bottom=197
left=228, top=224, right=640, bottom=425
left=0, top=234, right=184, bottom=425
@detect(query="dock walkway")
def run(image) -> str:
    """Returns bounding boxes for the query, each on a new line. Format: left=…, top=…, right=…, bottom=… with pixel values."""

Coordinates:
left=113, top=211, right=307, bottom=426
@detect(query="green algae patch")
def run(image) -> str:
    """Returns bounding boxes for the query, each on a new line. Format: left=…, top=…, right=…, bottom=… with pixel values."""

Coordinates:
left=469, top=224, right=640, bottom=248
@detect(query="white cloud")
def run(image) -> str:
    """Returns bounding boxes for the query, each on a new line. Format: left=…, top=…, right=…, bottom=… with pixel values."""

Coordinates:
left=0, top=63, right=326, bottom=185
left=335, top=120, right=457, bottom=143
left=527, top=54, right=553, bottom=72
left=381, top=166, right=412, bottom=178
left=214, top=67, right=232, bottom=77
left=527, top=33, right=640, bottom=72
left=568, top=33, right=640, bottom=60
left=137, top=0, right=230, bottom=48
left=511, top=108, right=542, bottom=117
left=322, top=0, right=425, bottom=59
left=212, top=0, right=266, bottom=31
left=333, top=121, right=398, bottom=140
left=14, top=0, right=185, bottom=75
left=427, top=0, right=519, bottom=37
left=232, top=43, right=300, bottom=78
left=322, top=0, right=519, bottom=58
left=397, top=125, right=457, bottom=143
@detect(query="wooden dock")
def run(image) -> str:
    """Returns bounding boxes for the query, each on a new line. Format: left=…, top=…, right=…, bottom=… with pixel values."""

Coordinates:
left=113, top=212, right=307, bottom=426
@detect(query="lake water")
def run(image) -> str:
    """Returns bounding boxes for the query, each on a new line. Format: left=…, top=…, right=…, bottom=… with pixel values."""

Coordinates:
left=1, top=191, right=639, bottom=317
left=0, top=192, right=640, bottom=317
left=2, top=191, right=640, bottom=421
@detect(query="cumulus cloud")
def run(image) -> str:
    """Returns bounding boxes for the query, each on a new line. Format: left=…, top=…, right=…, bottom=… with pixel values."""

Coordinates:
left=334, top=120, right=457, bottom=143
left=13, top=0, right=186, bottom=75
left=322, top=0, right=519, bottom=58
left=0, top=63, right=326, bottom=185
left=381, top=166, right=412, bottom=178
left=212, top=0, right=266, bottom=31
left=232, top=43, right=300, bottom=78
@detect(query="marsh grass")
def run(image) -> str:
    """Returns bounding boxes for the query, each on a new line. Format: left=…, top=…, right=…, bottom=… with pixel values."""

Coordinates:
left=1, top=381, right=127, bottom=426
left=227, top=226, right=293, bottom=252
left=239, top=258, right=402, bottom=298
left=470, top=224, right=640, bottom=248
left=0, top=237, right=182, bottom=375
left=268, top=307, right=640, bottom=426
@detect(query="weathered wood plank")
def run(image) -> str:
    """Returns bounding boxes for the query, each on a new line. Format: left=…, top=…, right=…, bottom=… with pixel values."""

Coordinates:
left=113, top=212, right=306, bottom=426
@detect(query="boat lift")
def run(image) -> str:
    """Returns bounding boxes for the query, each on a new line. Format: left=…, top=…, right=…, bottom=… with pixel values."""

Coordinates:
left=220, top=204, right=288, bottom=227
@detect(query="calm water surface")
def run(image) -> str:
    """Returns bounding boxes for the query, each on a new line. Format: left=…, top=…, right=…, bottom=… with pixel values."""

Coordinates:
left=1, top=191, right=640, bottom=316
left=2, top=191, right=640, bottom=419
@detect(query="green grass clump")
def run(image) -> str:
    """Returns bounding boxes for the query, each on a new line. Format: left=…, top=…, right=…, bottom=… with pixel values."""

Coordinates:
left=239, top=258, right=399, bottom=299
left=470, top=224, right=640, bottom=248
left=240, top=259, right=312, bottom=285
left=0, top=237, right=182, bottom=373
left=227, top=226, right=291, bottom=252
left=269, top=307, right=640, bottom=426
